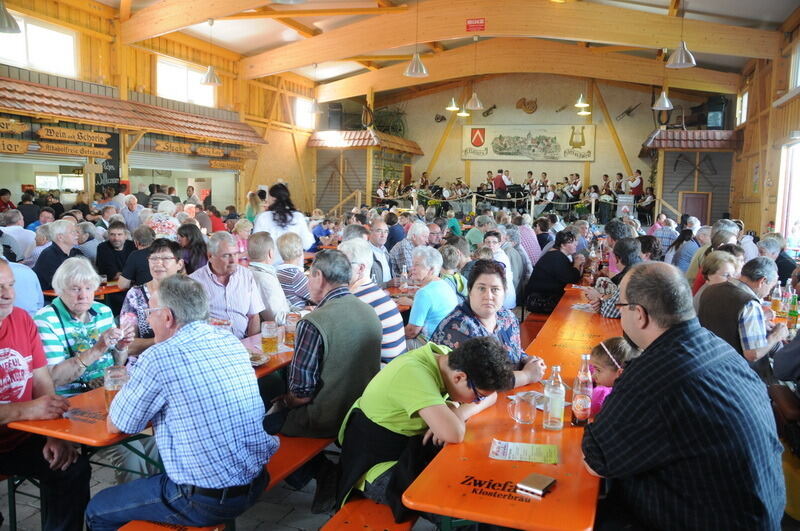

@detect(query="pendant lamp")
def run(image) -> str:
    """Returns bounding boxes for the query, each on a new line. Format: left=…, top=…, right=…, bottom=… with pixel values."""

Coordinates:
left=652, top=90, right=673, bottom=111
left=666, top=4, right=696, bottom=69
left=0, top=0, right=20, bottom=33
left=574, top=94, right=589, bottom=108
left=201, top=20, right=222, bottom=86
left=577, top=109, right=591, bottom=116
left=457, top=107, right=470, bottom=117
left=445, top=97, right=460, bottom=112
left=403, top=0, right=428, bottom=78
left=465, top=36, right=484, bottom=111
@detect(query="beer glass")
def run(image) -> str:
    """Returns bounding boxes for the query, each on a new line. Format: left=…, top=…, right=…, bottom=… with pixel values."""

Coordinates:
left=284, top=313, right=300, bottom=349
left=104, top=366, right=129, bottom=411
left=261, top=322, right=279, bottom=354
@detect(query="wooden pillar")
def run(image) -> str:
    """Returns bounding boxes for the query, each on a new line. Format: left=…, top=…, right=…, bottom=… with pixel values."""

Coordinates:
left=338, top=150, right=344, bottom=215
left=693, top=152, right=700, bottom=191
left=113, top=20, right=128, bottom=101
left=594, top=81, right=633, bottom=177
left=655, top=148, right=665, bottom=216
left=366, top=146, right=374, bottom=207
left=582, top=78, right=592, bottom=189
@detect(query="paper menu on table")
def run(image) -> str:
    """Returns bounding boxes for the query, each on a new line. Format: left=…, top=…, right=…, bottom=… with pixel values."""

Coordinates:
left=489, top=439, right=559, bottom=464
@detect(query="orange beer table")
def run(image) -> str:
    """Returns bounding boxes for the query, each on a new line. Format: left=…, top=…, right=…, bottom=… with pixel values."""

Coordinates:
left=402, top=289, right=621, bottom=530
left=43, top=283, right=123, bottom=300
left=9, top=337, right=293, bottom=444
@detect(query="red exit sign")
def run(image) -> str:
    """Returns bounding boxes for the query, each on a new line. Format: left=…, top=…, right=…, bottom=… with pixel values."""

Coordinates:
left=466, top=18, right=486, bottom=31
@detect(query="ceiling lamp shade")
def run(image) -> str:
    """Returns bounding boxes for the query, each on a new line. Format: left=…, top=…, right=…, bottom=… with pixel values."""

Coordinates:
left=201, top=65, right=222, bottom=86
left=457, top=107, right=470, bottom=117
left=577, top=109, right=591, bottom=116
left=465, top=91, right=484, bottom=111
left=445, top=97, right=460, bottom=112
left=574, top=94, right=589, bottom=108
left=310, top=99, right=323, bottom=115
left=403, top=52, right=429, bottom=78
left=666, top=41, right=696, bottom=69
left=0, top=0, right=20, bottom=33
left=652, top=90, right=673, bottom=111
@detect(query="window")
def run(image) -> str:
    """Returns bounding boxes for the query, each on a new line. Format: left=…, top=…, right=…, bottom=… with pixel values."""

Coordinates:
left=0, top=12, right=77, bottom=77
left=791, top=44, right=800, bottom=90
left=156, top=58, right=216, bottom=108
left=35, top=173, right=85, bottom=192
left=294, top=98, right=316, bottom=130
left=736, top=90, right=749, bottom=127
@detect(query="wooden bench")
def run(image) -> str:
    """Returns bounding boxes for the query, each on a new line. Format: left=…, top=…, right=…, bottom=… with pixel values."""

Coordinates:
left=321, top=497, right=416, bottom=531
left=520, top=312, right=549, bottom=348
left=120, top=523, right=223, bottom=531
left=266, top=434, right=335, bottom=490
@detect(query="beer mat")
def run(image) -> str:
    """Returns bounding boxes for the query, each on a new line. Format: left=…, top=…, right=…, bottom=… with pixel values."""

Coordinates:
left=489, top=439, right=559, bottom=464
left=506, top=392, right=571, bottom=410
left=571, top=303, right=595, bottom=313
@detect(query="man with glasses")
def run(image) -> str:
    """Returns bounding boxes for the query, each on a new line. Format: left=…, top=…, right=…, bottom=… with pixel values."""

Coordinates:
left=582, top=262, right=784, bottom=530
left=426, top=223, right=443, bottom=249
left=368, top=219, right=394, bottom=285
left=86, top=275, right=275, bottom=530
left=189, top=232, right=264, bottom=339
left=335, top=337, right=514, bottom=521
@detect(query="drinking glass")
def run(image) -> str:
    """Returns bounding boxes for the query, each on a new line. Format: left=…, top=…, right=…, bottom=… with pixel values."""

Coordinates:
left=104, top=366, right=129, bottom=411
left=261, top=322, right=279, bottom=354
left=507, top=392, right=540, bottom=425
left=284, top=313, right=300, bottom=349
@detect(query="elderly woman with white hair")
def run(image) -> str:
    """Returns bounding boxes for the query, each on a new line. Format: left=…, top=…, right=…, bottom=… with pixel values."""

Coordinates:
left=34, top=257, right=133, bottom=395
left=146, top=200, right=180, bottom=240
left=389, top=221, right=429, bottom=276
left=398, top=245, right=458, bottom=347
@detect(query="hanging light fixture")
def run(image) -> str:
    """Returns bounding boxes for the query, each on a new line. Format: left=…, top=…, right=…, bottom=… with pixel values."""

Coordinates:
left=310, top=64, right=323, bottom=115
left=666, top=3, right=696, bottom=69
left=652, top=90, right=673, bottom=111
left=403, top=0, right=428, bottom=78
left=201, top=19, right=222, bottom=86
left=465, top=36, right=484, bottom=111
left=574, top=94, right=589, bottom=108
left=445, top=97, right=460, bottom=112
left=577, top=108, right=591, bottom=116
left=0, top=0, right=21, bottom=33
left=457, top=107, right=470, bottom=117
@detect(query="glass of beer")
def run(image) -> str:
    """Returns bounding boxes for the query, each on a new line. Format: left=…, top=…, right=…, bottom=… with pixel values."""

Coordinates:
left=284, top=313, right=300, bottom=349
left=104, top=366, right=129, bottom=411
left=261, top=322, right=279, bottom=354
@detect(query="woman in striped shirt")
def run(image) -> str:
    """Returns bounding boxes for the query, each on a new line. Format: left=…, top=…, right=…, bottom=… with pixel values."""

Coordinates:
left=34, top=257, right=133, bottom=395
left=276, top=232, right=313, bottom=309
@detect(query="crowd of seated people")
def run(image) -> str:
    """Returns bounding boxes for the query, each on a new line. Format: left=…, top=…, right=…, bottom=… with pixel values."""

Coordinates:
left=0, top=177, right=796, bottom=529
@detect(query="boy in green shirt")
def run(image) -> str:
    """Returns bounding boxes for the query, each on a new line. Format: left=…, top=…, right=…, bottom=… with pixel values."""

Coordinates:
left=336, top=337, right=514, bottom=522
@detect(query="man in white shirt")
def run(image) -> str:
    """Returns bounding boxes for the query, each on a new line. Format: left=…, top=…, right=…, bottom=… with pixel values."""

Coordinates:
left=247, top=232, right=290, bottom=325
left=1, top=209, right=35, bottom=260
left=121, top=195, right=144, bottom=231
left=368, top=220, right=393, bottom=285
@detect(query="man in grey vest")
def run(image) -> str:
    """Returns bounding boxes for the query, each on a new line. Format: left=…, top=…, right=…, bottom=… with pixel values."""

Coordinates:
left=698, top=257, right=788, bottom=367
left=271, top=249, right=382, bottom=438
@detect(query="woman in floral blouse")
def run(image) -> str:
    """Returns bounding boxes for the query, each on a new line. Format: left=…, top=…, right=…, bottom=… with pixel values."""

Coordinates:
left=120, top=239, right=184, bottom=358
left=431, top=259, right=545, bottom=388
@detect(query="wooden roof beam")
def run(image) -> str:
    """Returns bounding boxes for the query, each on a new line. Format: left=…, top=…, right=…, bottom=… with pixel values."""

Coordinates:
left=316, top=37, right=740, bottom=102
left=357, top=61, right=380, bottom=71
left=240, top=0, right=780, bottom=79
left=265, top=8, right=322, bottom=39
left=121, top=0, right=270, bottom=44
left=220, top=5, right=408, bottom=20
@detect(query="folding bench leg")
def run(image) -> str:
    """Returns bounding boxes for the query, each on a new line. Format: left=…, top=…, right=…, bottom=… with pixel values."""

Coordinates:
left=7, top=478, right=16, bottom=531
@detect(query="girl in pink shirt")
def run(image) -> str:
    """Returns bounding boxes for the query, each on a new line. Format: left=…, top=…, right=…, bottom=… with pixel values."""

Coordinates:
left=589, top=337, right=638, bottom=416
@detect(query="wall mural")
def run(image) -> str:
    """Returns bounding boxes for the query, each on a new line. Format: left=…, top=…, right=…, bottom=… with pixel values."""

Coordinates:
left=462, top=124, right=595, bottom=161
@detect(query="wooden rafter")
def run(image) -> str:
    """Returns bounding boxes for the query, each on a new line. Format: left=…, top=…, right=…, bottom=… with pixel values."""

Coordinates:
left=346, top=54, right=432, bottom=62
left=317, top=38, right=740, bottom=102
left=358, top=61, right=380, bottom=71
left=240, top=0, right=780, bottom=79
left=221, top=5, right=408, bottom=20
left=120, top=0, right=269, bottom=44
left=264, top=8, right=322, bottom=39
left=374, top=75, right=500, bottom=107
left=119, top=0, right=132, bottom=21
left=428, top=41, right=445, bottom=53
left=668, top=0, right=681, bottom=17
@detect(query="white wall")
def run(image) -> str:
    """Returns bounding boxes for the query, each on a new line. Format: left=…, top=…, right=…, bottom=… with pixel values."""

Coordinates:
left=0, top=162, right=61, bottom=203
left=401, top=74, right=695, bottom=188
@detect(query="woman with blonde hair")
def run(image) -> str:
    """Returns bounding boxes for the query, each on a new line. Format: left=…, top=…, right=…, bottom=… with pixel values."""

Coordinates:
left=245, top=191, right=264, bottom=223
left=233, top=218, right=253, bottom=256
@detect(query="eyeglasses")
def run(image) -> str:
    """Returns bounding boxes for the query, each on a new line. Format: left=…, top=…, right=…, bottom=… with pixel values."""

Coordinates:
left=371, top=229, right=389, bottom=235
left=466, top=377, right=487, bottom=404
left=613, top=300, right=647, bottom=315
left=148, top=255, right=177, bottom=264
left=143, top=307, right=164, bottom=317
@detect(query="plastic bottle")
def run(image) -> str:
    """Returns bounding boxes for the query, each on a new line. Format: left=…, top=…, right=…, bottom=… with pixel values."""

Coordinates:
left=543, top=366, right=566, bottom=431
left=788, top=294, right=798, bottom=330
left=571, top=355, right=593, bottom=427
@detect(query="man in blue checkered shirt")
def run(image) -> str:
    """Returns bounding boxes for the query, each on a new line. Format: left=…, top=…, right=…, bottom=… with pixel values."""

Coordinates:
left=583, top=262, right=784, bottom=530
left=86, top=275, right=277, bottom=530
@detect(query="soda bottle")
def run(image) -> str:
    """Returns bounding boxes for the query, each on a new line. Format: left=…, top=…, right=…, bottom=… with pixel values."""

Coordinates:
left=543, top=366, right=566, bottom=431
left=788, top=294, right=798, bottom=330
left=571, top=354, right=593, bottom=427
left=399, top=264, right=409, bottom=291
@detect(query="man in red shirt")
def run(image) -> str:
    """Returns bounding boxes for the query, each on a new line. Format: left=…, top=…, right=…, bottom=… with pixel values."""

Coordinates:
left=0, top=260, right=90, bottom=529
left=492, top=169, right=509, bottom=199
